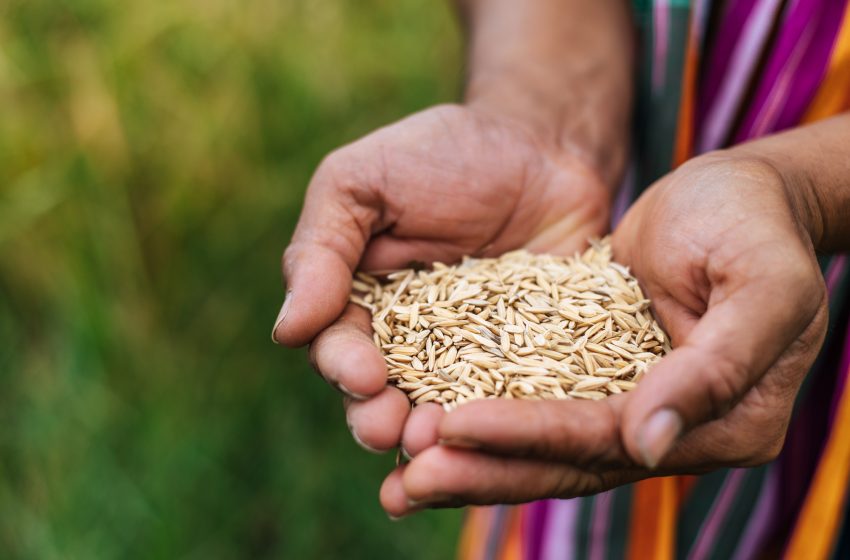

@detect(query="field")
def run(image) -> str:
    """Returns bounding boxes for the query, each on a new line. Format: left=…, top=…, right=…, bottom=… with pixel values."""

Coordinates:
left=0, top=1, right=464, bottom=557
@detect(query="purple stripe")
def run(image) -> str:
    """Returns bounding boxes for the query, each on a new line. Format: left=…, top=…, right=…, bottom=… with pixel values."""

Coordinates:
left=773, top=0, right=849, bottom=130
left=775, top=256, right=850, bottom=538
left=736, top=0, right=848, bottom=141
left=781, top=310, right=850, bottom=555
left=742, top=13, right=815, bottom=138
left=777, top=376, right=826, bottom=529
left=688, top=470, right=748, bottom=560
left=697, top=0, right=783, bottom=151
left=735, top=0, right=815, bottom=139
left=523, top=501, right=550, bottom=560
left=731, top=467, right=780, bottom=560
left=692, top=0, right=713, bottom=45
left=698, top=0, right=761, bottom=123
left=588, top=491, right=614, bottom=560
left=541, top=499, right=580, bottom=560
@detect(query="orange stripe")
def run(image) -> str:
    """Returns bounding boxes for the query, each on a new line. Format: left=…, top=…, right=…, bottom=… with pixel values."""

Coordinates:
left=458, top=507, right=494, bottom=560
left=786, top=366, right=850, bottom=559
left=499, top=507, right=525, bottom=560
left=673, top=21, right=700, bottom=166
left=802, top=2, right=850, bottom=122
left=627, top=477, right=679, bottom=560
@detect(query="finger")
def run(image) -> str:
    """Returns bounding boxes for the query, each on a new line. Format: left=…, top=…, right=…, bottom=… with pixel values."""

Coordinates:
left=360, top=235, right=465, bottom=271
left=309, top=304, right=387, bottom=398
left=379, top=465, right=412, bottom=518
left=345, top=386, right=410, bottom=452
left=401, top=403, right=444, bottom=457
left=272, top=155, right=383, bottom=347
left=437, top=398, right=628, bottom=466
left=385, top=446, right=634, bottom=515
left=621, top=240, right=826, bottom=468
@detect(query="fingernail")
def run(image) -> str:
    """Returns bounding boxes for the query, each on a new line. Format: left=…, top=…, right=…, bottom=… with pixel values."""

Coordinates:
left=270, top=291, right=292, bottom=344
left=388, top=513, right=404, bottom=522
left=637, top=409, right=682, bottom=469
left=407, top=494, right=452, bottom=508
left=401, top=446, right=412, bottom=461
left=346, top=415, right=382, bottom=454
left=438, top=437, right=479, bottom=450
left=334, top=379, right=368, bottom=400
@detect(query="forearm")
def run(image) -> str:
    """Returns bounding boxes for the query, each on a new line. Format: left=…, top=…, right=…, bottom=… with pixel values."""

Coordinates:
left=732, top=113, right=850, bottom=253
left=455, top=0, right=634, bottom=187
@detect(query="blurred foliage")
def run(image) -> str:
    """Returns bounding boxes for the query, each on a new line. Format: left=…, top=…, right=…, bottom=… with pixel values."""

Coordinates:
left=0, top=0, right=463, bottom=557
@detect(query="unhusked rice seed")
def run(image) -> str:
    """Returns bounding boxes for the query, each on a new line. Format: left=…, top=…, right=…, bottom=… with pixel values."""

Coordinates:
left=350, top=238, right=671, bottom=411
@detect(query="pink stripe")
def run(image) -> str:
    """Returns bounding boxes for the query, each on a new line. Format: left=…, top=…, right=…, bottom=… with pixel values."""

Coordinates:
left=692, top=0, right=711, bottom=43
left=735, top=0, right=836, bottom=141
left=589, top=492, right=613, bottom=560
left=698, top=0, right=783, bottom=152
left=772, top=0, right=850, bottom=130
left=653, top=1, right=670, bottom=90
left=688, top=470, right=748, bottom=560
left=699, top=0, right=759, bottom=120
left=541, top=500, right=579, bottom=560
left=748, top=19, right=816, bottom=137
left=731, top=468, right=779, bottom=560
left=826, top=255, right=848, bottom=297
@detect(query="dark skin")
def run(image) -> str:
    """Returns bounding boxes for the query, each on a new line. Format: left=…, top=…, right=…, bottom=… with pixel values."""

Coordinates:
left=272, top=0, right=850, bottom=519
left=274, top=0, right=632, bottom=454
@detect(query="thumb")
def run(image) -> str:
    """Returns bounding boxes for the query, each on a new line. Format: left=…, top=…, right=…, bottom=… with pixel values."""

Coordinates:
left=272, top=156, right=383, bottom=347
left=620, top=253, right=824, bottom=468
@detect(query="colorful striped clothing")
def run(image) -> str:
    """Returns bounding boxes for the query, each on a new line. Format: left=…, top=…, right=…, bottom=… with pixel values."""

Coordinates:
left=459, top=1, right=850, bottom=558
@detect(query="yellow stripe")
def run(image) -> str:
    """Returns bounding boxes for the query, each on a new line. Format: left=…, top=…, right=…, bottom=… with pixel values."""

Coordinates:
left=786, top=365, right=850, bottom=559
left=803, top=2, right=850, bottom=122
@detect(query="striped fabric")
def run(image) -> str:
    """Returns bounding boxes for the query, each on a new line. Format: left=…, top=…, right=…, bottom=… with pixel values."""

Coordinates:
left=459, top=1, right=850, bottom=558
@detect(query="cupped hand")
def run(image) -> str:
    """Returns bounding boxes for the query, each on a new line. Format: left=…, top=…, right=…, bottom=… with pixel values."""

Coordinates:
left=272, top=104, right=613, bottom=454
left=379, top=151, right=828, bottom=517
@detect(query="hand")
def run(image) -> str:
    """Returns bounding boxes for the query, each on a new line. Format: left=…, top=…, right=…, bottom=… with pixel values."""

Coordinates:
left=378, top=152, right=828, bottom=517
left=272, top=104, right=613, bottom=455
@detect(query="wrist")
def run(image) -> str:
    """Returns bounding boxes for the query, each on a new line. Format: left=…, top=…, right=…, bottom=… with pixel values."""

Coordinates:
left=465, top=81, right=630, bottom=191
left=724, top=146, right=826, bottom=252
left=458, top=0, right=633, bottom=191
left=722, top=114, right=850, bottom=253
left=701, top=142, right=824, bottom=253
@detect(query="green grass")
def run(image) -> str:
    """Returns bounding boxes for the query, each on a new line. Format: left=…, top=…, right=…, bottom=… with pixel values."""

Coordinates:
left=0, top=1, right=464, bottom=557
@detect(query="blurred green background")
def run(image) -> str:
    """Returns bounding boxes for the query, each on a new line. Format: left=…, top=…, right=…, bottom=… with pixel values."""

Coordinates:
left=0, top=0, right=464, bottom=557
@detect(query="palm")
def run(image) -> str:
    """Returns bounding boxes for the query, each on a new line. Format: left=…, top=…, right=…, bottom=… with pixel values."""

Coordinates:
left=317, top=104, right=610, bottom=272
left=612, top=155, right=827, bottom=468
left=372, top=155, right=830, bottom=518
left=274, top=103, right=613, bottom=459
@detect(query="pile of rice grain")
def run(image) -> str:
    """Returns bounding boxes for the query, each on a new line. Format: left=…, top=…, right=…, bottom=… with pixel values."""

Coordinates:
left=350, top=238, right=670, bottom=411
